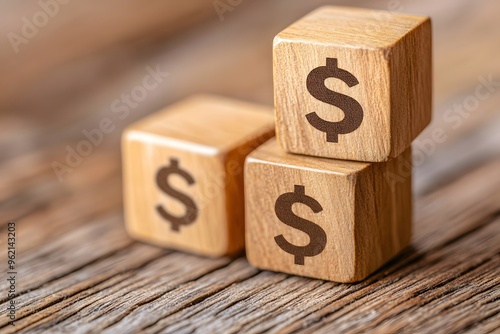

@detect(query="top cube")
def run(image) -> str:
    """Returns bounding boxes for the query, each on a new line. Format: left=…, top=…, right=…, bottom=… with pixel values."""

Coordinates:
left=274, top=6, right=431, bottom=162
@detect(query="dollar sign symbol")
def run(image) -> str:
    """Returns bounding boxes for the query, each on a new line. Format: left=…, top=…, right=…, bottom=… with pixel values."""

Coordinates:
left=155, top=158, right=198, bottom=232
left=306, top=58, right=364, bottom=143
left=274, top=185, right=327, bottom=265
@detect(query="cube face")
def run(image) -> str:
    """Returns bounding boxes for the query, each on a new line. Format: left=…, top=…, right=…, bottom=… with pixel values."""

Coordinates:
left=245, top=139, right=412, bottom=282
left=122, top=95, right=275, bottom=256
left=274, top=43, right=391, bottom=161
left=273, top=6, right=431, bottom=162
left=123, top=138, right=229, bottom=255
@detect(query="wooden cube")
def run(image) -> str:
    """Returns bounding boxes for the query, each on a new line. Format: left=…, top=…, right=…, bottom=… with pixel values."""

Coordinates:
left=274, top=6, right=431, bottom=162
left=245, top=139, right=412, bottom=282
left=122, top=95, right=275, bottom=256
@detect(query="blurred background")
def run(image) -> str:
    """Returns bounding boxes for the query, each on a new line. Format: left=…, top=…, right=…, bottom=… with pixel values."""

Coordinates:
left=1, top=0, right=499, bottom=218
left=0, top=1, right=499, bottom=332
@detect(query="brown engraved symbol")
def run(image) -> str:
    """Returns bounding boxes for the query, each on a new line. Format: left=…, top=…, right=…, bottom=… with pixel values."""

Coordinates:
left=306, top=58, right=364, bottom=142
left=274, top=185, right=327, bottom=265
left=155, top=158, right=198, bottom=232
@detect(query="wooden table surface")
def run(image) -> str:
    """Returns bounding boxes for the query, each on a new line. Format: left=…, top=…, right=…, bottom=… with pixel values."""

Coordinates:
left=1, top=0, right=499, bottom=333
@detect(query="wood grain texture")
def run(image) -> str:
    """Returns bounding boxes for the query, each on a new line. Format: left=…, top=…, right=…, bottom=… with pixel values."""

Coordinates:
left=1, top=154, right=498, bottom=334
left=245, top=139, right=412, bottom=282
left=274, top=6, right=432, bottom=161
left=1, top=0, right=499, bottom=332
left=122, top=95, right=275, bottom=256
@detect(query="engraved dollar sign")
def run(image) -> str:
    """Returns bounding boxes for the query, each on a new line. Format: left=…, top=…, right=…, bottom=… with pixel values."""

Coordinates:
left=274, top=185, right=327, bottom=265
left=155, top=158, right=198, bottom=232
left=306, top=58, right=364, bottom=142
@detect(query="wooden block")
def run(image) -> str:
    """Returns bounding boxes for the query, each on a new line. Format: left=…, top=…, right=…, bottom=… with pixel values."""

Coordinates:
left=273, top=6, right=431, bottom=162
left=245, top=139, right=412, bottom=282
left=122, top=95, right=275, bottom=256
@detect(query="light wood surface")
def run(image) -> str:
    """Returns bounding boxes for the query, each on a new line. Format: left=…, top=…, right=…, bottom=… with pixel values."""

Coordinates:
left=0, top=0, right=215, bottom=110
left=122, top=95, right=275, bottom=256
left=1, top=0, right=499, bottom=332
left=245, top=139, right=412, bottom=282
left=274, top=6, right=432, bottom=161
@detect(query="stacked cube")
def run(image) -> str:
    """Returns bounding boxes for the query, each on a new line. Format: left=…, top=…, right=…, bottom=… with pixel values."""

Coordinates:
left=245, top=7, right=431, bottom=282
left=122, top=6, right=431, bottom=283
